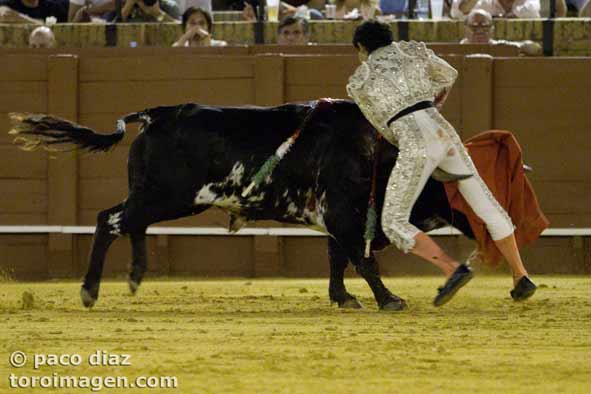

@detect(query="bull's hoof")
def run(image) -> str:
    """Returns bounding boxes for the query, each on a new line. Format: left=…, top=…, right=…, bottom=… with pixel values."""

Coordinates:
left=379, top=297, right=408, bottom=312
left=339, top=298, right=364, bottom=309
left=128, top=279, right=140, bottom=295
left=80, top=287, right=97, bottom=308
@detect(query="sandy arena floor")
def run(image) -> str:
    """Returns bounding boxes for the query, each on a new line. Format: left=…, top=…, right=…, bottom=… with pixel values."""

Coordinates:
left=1, top=276, right=590, bottom=394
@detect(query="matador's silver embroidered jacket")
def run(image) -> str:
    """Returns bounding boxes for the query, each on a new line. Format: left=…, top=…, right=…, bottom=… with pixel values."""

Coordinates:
left=346, top=41, right=460, bottom=252
left=346, top=41, right=458, bottom=140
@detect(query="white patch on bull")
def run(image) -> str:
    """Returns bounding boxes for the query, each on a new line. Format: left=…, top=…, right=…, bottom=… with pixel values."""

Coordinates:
left=286, top=202, right=298, bottom=216
left=140, top=113, right=152, bottom=125
left=194, top=164, right=265, bottom=209
left=227, top=162, right=245, bottom=186
left=194, top=163, right=246, bottom=206
left=282, top=189, right=329, bottom=234
left=108, top=211, right=123, bottom=235
left=314, top=192, right=328, bottom=233
left=194, top=185, right=241, bottom=208
left=116, top=119, right=126, bottom=135
left=247, top=191, right=265, bottom=203
left=194, top=184, right=218, bottom=205
left=213, top=191, right=266, bottom=209
left=303, top=191, right=329, bottom=234
left=215, top=193, right=242, bottom=208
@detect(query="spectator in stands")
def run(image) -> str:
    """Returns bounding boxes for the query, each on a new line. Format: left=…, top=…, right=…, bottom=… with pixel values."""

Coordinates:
left=378, top=0, right=407, bottom=17
left=282, top=0, right=325, bottom=19
left=379, top=0, right=455, bottom=18
left=241, top=0, right=256, bottom=19
left=277, top=15, right=309, bottom=44
left=335, top=0, right=381, bottom=18
left=561, top=0, right=584, bottom=15
left=68, top=0, right=114, bottom=21
left=173, top=6, right=227, bottom=46
left=0, top=0, right=68, bottom=23
left=556, top=0, right=568, bottom=16
left=580, top=0, right=591, bottom=15
left=121, top=0, right=179, bottom=21
left=451, top=0, right=541, bottom=18
left=461, top=9, right=542, bottom=55
left=241, top=0, right=324, bottom=20
left=185, top=0, right=212, bottom=14
left=29, top=25, right=55, bottom=47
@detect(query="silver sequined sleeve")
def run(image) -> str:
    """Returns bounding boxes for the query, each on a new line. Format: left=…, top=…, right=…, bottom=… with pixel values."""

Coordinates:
left=425, top=48, right=458, bottom=96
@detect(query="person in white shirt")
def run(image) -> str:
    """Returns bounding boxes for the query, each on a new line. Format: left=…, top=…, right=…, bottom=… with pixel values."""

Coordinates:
left=172, top=7, right=227, bottom=47
left=347, top=21, right=537, bottom=305
left=450, top=0, right=540, bottom=19
left=461, top=9, right=542, bottom=56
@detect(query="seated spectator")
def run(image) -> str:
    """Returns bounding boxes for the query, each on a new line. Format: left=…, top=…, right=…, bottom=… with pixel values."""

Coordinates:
left=173, top=7, right=227, bottom=46
left=277, top=15, right=309, bottom=45
left=451, top=0, right=540, bottom=19
left=241, top=0, right=324, bottom=20
left=185, top=0, right=212, bottom=13
left=379, top=0, right=407, bottom=16
left=241, top=0, right=255, bottom=19
left=379, top=0, right=454, bottom=17
left=557, top=0, right=567, bottom=16
left=0, top=0, right=67, bottom=23
left=282, top=0, right=325, bottom=19
left=335, top=0, right=381, bottom=18
left=580, top=0, right=591, bottom=15
left=121, top=0, right=179, bottom=22
left=29, top=25, right=55, bottom=47
left=68, top=0, right=114, bottom=21
left=461, top=9, right=542, bottom=56
left=564, top=0, right=584, bottom=15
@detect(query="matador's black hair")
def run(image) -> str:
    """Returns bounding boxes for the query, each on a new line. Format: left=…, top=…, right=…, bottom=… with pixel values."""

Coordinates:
left=352, top=20, right=394, bottom=54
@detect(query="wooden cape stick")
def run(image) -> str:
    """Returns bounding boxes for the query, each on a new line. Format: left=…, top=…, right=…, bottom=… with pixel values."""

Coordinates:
left=364, top=133, right=382, bottom=258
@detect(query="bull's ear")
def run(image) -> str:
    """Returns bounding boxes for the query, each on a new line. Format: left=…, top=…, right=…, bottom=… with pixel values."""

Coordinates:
left=431, top=168, right=472, bottom=183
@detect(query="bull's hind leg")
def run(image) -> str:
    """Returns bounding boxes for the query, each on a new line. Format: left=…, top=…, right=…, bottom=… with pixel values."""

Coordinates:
left=128, top=232, right=147, bottom=295
left=81, top=203, right=125, bottom=308
left=328, top=238, right=363, bottom=309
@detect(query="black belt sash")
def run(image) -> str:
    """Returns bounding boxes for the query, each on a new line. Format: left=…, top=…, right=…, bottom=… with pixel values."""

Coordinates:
left=386, top=101, right=434, bottom=127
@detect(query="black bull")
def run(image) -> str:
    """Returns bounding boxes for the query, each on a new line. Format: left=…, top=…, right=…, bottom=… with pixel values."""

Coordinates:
left=10, top=100, right=476, bottom=311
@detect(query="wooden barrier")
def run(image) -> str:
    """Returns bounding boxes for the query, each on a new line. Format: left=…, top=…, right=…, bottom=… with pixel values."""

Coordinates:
left=251, top=43, right=521, bottom=56
left=0, top=49, right=590, bottom=279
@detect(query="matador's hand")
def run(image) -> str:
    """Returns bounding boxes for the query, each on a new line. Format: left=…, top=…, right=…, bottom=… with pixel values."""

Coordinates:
left=434, top=89, right=449, bottom=110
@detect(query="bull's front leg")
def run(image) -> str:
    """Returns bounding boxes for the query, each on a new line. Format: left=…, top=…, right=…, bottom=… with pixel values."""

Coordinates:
left=328, top=238, right=363, bottom=309
left=325, top=214, right=407, bottom=311
left=353, top=254, right=407, bottom=311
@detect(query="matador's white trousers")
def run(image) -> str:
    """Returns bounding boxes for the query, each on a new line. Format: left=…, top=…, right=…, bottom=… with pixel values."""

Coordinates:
left=381, top=107, right=515, bottom=253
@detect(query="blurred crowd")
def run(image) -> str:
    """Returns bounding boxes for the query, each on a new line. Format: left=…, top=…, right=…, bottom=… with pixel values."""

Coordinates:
left=0, top=0, right=587, bottom=50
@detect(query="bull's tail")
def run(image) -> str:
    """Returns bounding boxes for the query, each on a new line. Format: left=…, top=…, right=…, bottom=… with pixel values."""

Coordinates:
left=8, top=112, right=149, bottom=153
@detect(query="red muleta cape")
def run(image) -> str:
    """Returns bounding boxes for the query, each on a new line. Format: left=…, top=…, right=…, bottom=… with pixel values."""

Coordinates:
left=443, top=130, right=550, bottom=266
